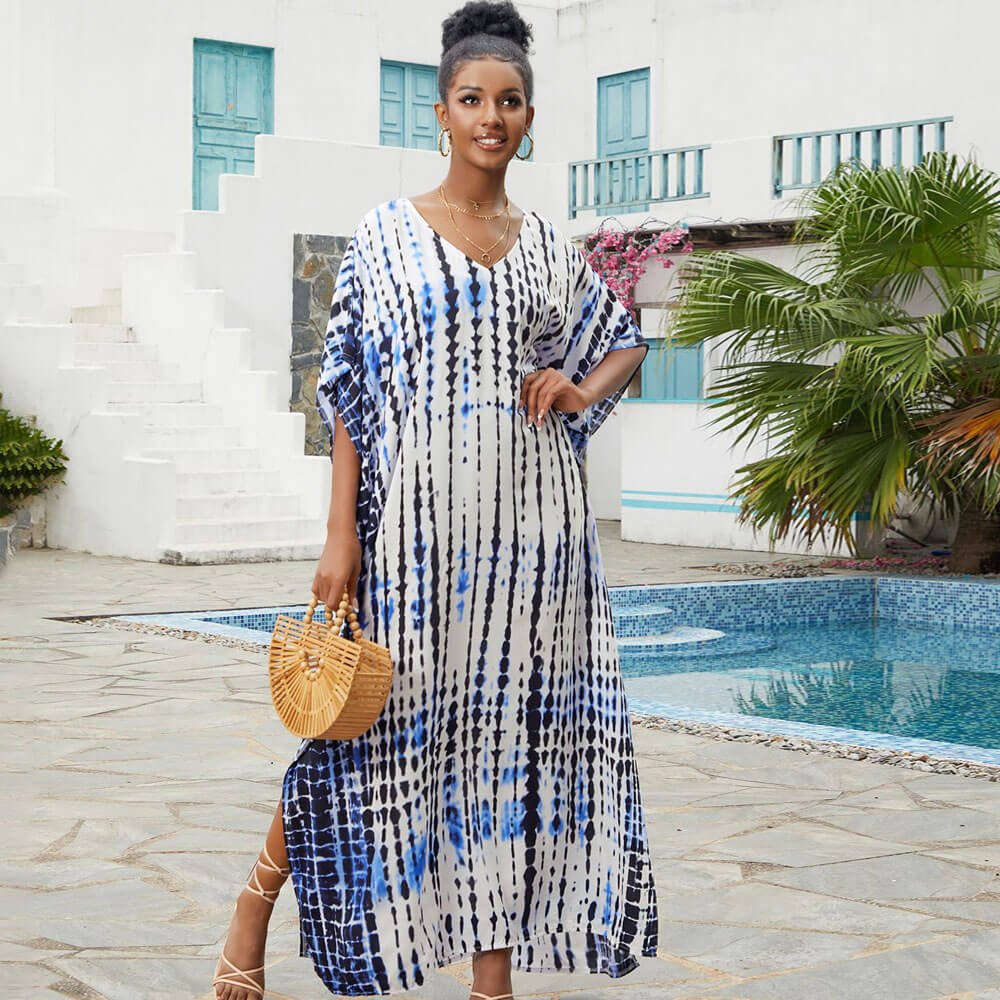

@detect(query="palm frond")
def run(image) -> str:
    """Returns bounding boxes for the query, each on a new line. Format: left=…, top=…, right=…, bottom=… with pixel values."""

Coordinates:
left=795, top=153, right=1000, bottom=296
left=731, top=431, right=910, bottom=551
left=670, top=251, right=895, bottom=364
left=918, top=399, right=1000, bottom=500
left=701, top=361, right=830, bottom=446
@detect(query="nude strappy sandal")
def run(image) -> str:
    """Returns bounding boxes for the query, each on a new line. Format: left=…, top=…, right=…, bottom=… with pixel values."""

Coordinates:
left=212, top=843, right=291, bottom=999
left=470, top=993, right=514, bottom=1000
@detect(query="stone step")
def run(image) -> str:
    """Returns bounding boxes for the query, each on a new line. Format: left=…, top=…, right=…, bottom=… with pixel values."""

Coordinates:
left=103, top=359, right=182, bottom=382
left=176, top=491, right=303, bottom=521
left=612, top=601, right=676, bottom=637
left=619, top=626, right=726, bottom=653
left=75, top=341, right=157, bottom=363
left=72, top=322, right=135, bottom=343
left=105, top=400, right=226, bottom=426
left=175, top=467, right=287, bottom=495
left=71, top=302, right=122, bottom=324
left=141, top=445, right=263, bottom=473
left=144, top=424, right=242, bottom=450
left=106, top=381, right=202, bottom=403
left=159, top=538, right=326, bottom=566
left=171, top=515, right=321, bottom=546
left=620, top=631, right=778, bottom=673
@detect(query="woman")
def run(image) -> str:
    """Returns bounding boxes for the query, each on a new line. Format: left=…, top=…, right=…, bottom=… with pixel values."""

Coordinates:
left=213, top=2, right=657, bottom=998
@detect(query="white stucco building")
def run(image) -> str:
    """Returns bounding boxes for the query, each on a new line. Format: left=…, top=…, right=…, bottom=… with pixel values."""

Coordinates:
left=2, top=0, right=996, bottom=562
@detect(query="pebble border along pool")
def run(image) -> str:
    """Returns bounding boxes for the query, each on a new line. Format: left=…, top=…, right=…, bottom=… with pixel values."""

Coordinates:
left=71, top=574, right=1000, bottom=782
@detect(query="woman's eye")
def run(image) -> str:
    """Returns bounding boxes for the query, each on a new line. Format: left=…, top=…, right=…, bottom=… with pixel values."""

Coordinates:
left=460, top=95, right=521, bottom=105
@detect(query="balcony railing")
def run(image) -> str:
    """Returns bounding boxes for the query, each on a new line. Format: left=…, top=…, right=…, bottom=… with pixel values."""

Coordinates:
left=568, top=144, right=710, bottom=219
left=772, top=115, right=953, bottom=196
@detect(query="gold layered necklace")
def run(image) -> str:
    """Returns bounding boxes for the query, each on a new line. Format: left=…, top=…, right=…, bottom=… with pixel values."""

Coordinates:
left=441, top=190, right=506, bottom=219
left=437, top=183, right=511, bottom=265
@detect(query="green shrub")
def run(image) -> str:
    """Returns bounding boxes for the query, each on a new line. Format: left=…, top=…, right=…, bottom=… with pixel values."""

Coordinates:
left=0, top=392, right=69, bottom=518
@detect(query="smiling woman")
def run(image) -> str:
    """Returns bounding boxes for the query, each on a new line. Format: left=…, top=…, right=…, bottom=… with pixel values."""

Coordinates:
left=404, top=5, right=537, bottom=266
left=210, top=4, right=657, bottom=1000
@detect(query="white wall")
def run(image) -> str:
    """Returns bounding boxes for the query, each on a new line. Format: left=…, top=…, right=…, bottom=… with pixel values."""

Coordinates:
left=6, top=0, right=997, bottom=237
left=0, top=0, right=561, bottom=234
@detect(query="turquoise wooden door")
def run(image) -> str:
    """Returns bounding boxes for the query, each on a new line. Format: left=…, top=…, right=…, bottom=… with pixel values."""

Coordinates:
left=193, top=39, right=274, bottom=211
left=596, top=68, right=650, bottom=216
left=380, top=61, right=439, bottom=150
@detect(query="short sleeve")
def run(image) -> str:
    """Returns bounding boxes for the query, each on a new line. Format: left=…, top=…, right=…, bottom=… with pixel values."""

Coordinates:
left=535, top=241, right=649, bottom=465
left=316, top=235, right=365, bottom=463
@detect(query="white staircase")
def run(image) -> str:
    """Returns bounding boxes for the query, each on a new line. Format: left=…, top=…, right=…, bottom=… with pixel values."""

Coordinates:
left=1, top=255, right=330, bottom=564
left=71, top=292, right=327, bottom=563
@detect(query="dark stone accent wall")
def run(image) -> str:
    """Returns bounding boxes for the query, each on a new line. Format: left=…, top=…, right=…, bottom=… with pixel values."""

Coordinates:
left=290, top=233, right=349, bottom=456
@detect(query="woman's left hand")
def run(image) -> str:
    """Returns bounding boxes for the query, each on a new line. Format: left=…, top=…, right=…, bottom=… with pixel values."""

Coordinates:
left=519, top=368, right=594, bottom=426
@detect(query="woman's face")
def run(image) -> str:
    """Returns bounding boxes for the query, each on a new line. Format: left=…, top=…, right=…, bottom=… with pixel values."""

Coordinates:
left=437, top=57, right=534, bottom=169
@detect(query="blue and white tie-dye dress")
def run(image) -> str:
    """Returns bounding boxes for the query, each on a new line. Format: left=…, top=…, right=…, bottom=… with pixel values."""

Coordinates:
left=281, top=196, right=658, bottom=996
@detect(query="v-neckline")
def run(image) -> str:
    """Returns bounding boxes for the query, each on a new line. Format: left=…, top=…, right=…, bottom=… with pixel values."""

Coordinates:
left=401, top=196, right=530, bottom=272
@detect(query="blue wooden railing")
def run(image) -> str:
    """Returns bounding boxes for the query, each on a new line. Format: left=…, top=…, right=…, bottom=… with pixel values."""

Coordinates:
left=772, top=115, right=953, bottom=196
left=568, top=144, right=710, bottom=219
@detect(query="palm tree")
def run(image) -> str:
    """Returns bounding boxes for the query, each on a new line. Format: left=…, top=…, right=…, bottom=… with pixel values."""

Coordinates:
left=668, top=151, right=1000, bottom=572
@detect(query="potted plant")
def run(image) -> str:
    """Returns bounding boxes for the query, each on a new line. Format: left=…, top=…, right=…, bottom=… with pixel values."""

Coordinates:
left=0, top=391, right=68, bottom=564
left=668, top=151, right=1000, bottom=573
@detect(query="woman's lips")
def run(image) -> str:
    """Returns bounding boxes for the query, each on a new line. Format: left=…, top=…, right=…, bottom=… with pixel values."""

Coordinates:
left=474, top=136, right=508, bottom=151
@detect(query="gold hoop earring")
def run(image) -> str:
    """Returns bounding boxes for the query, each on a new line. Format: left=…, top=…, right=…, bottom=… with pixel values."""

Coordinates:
left=514, top=131, right=534, bottom=160
left=438, top=127, right=452, bottom=157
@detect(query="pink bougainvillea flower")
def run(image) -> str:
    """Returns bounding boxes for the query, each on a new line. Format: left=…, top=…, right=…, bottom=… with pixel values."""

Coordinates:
left=584, top=221, right=693, bottom=317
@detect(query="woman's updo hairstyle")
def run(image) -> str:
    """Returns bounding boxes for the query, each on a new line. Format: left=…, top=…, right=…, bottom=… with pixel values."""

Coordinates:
left=438, top=0, right=535, bottom=106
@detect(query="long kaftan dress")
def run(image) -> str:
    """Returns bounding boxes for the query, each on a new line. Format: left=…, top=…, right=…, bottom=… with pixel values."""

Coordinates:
left=281, top=196, right=657, bottom=996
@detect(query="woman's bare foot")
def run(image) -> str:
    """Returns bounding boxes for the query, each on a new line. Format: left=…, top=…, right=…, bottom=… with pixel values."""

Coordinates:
left=213, top=803, right=290, bottom=1000
left=470, top=945, right=514, bottom=999
left=214, top=887, right=274, bottom=1000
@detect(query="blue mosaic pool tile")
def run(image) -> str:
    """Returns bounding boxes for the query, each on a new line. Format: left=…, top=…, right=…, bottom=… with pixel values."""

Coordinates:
left=117, top=605, right=308, bottom=644
left=611, top=577, right=874, bottom=631
left=877, top=575, right=1000, bottom=632
left=620, top=631, right=778, bottom=673
left=611, top=602, right=676, bottom=637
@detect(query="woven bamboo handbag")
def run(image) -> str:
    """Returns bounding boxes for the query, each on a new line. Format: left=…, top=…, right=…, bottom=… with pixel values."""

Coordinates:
left=268, top=587, right=394, bottom=739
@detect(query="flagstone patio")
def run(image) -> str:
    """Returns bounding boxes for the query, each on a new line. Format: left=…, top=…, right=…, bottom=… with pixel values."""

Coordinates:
left=2, top=532, right=999, bottom=999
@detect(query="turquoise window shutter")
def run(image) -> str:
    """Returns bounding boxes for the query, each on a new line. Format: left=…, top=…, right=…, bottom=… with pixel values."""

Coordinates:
left=596, top=67, right=650, bottom=216
left=409, top=65, right=438, bottom=150
left=381, top=60, right=438, bottom=150
left=642, top=339, right=703, bottom=400
left=380, top=62, right=405, bottom=146
left=192, top=39, right=273, bottom=211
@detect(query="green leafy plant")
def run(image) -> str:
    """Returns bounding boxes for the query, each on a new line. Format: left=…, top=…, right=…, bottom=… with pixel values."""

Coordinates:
left=669, top=151, right=1000, bottom=573
left=0, top=392, right=69, bottom=518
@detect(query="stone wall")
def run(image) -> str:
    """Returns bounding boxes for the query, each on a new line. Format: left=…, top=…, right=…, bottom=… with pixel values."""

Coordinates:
left=0, top=496, right=47, bottom=568
left=290, top=233, right=348, bottom=458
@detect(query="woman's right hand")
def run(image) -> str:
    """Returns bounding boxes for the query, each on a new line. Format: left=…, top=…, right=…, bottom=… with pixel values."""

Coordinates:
left=313, top=525, right=362, bottom=615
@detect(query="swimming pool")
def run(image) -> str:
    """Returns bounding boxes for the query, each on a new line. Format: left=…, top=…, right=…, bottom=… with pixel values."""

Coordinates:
left=117, top=575, right=1000, bottom=766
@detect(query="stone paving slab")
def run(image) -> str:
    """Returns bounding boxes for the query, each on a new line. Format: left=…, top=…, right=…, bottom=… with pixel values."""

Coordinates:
left=2, top=539, right=1000, bottom=998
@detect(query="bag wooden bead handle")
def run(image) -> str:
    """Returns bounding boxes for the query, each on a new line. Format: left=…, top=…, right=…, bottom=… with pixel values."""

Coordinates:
left=268, top=587, right=394, bottom=740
